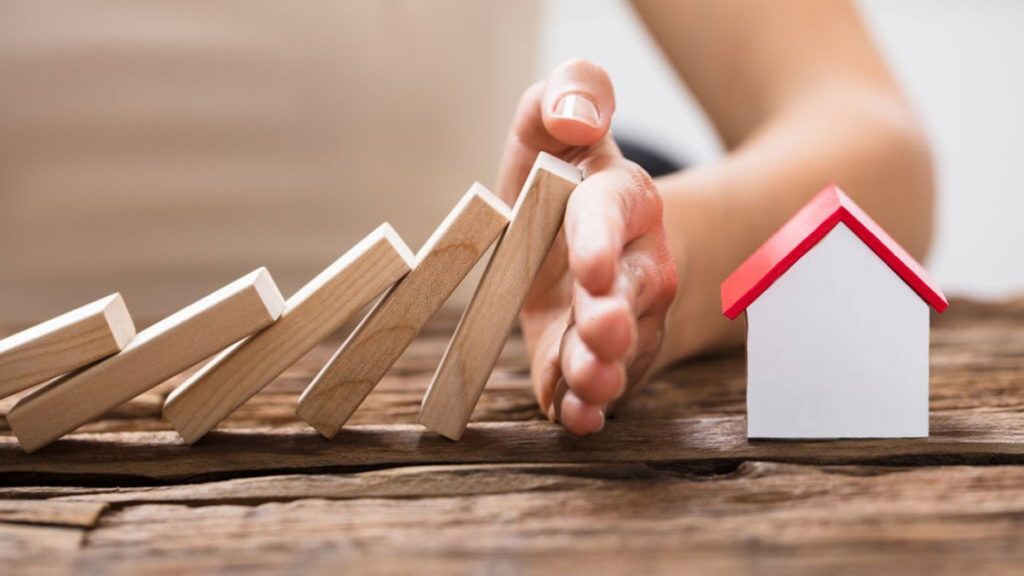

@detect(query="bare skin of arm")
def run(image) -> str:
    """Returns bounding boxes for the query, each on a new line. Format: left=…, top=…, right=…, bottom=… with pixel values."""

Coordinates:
left=498, top=0, right=934, bottom=435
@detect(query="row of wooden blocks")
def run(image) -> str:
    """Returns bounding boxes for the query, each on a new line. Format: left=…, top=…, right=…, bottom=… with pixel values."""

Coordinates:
left=0, top=153, right=582, bottom=453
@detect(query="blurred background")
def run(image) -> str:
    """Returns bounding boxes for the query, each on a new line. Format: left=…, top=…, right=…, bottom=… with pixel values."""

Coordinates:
left=542, top=0, right=1024, bottom=299
left=1, top=0, right=1020, bottom=322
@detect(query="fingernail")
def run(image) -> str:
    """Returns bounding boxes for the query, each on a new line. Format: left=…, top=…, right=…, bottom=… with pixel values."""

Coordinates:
left=594, top=408, right=606, bottom=433
left=554, top=94, right=600, bottom=128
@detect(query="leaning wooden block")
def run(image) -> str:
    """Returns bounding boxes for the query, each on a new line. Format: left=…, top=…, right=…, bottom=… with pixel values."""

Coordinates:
left=163, top=223, right=415, bottom=444
left=297, top=184, right=511, bottom=438
left=7, top=268, right=285, bottom=453
left=419, top=152, right=581, bottom=440
left=0, top=294, right=136, bottom=400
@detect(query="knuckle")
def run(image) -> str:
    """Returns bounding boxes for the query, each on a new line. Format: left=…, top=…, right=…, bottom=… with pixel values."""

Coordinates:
left=620, top=161, right=662, bottom=224
left=626, top=242, right=677, bottom=314
left=509, top=81, right=547, bottom=146
left=520, top=80, right=545, bottom=106
left=514, top=82, right=545, bottom=123
left=623, top=258, right=647, bottom=304
left=642, top=235, right=678, bottom=311
left=513, top=81, right=545, bottom=124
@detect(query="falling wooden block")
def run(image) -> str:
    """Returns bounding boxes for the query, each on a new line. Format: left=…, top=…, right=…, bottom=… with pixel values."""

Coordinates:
left=7, top=269, right=285, bottom=453
left=0, top=294, right=136, bottom=400
left=163, top=223, right=415, bottom=444
left=419, top=152, right=581, bottom=440
left=297, top=184, right=511, bottom=438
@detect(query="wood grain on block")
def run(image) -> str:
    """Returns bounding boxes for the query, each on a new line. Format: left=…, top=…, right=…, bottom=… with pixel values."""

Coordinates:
left=0, top=294, right=135, bottom=400
left=7, top=269, right=285, bottom=453
left=419, top=152, right=581, bottom=440
left=297, top=184, right=511, bottom=438
left=163, top=224, right=415, bottom=444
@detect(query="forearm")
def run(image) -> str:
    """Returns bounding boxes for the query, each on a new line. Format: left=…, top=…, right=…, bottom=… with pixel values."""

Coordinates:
left=654, top=86, right=934, bottom=368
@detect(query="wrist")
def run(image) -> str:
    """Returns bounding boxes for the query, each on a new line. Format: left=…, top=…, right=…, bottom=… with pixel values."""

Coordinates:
left=652, top=168, right=746, bottom=370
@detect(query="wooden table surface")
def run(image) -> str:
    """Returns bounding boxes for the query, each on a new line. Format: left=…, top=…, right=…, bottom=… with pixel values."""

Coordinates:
left=1, top=298, right=1023, bottom=575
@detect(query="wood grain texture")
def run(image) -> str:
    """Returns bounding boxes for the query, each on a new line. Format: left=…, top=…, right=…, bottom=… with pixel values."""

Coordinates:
left=163, top=224, right=415, bottom=444
left=297, top=184, right=510, bottom=438
left=419, top=153, right=581, bottom=440
left=0, top=411, right=1021, bottom=481
left=7, top=269, right=284, bottom=453
left=0, top=500, right=107, bottom=528
left=3, top=463, right=1024, bottom=574
left=0, top=524, right=85, bottom=556
left=0, top=294, right=135, bottom=399
left=0, top=297, right=1021, bottom=575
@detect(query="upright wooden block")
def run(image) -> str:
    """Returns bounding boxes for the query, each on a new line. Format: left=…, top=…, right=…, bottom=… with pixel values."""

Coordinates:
left=297, top=184, right=511, bottom=438
left=0, top=294, right=136, bottom=400
left=419, top=152, right=581, bottom=440
left=8, top=269, right=285, bottom=453
left=163, top=224, right=415, bottom=444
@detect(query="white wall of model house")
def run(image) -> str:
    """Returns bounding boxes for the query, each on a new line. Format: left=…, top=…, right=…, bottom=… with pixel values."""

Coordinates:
left=745, top=223, right=930, bottom=438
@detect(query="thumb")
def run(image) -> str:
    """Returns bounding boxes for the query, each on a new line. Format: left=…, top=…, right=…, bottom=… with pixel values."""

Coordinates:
left=497, top=59, right=616, bottom=203
left=541, top=58, right=616, bottom=147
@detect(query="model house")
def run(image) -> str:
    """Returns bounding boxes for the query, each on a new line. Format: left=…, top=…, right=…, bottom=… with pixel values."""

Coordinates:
left=721, top=185, right=948, bottom=439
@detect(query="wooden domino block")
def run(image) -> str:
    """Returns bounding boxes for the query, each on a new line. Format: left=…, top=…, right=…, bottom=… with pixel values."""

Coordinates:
left=0, top=294, right=136, bottom=400
left=7, top=268, right=285, bottom=453
left=163, top=224, right=415, bottom=444
left=419, top=152, right=581, bottom=440
left=297, top=184, right=511, bottom=438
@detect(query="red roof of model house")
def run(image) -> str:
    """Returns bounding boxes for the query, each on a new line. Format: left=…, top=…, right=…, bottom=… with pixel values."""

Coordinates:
left=721, top=184, right=948, bottom=319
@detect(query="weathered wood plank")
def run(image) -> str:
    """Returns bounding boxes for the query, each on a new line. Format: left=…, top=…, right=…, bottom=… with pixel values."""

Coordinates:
left=0, top=411, right=1022, bottom=482
left=0, top=523, right=84, bottom=556
left=0, top=461, right=1009, bottom=512
left=0, top=297, right=1021, bottom=575
left=17, top=548, right=1022, bottom=576
left=35, top=463, right=1024, bottom=575
left=5, top=462, right=1023, bottom=573
left=0, top=499, right=106, bottom=527
left=34, top=464, right=603, bottom=505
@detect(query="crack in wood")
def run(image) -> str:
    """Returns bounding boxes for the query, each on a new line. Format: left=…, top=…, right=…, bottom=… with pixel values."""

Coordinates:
left=0, top=298, right=1022, bottom=571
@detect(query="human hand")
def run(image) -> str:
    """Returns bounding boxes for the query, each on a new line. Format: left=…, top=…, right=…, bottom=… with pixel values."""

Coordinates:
left=496, top=59, right=678, bottom=436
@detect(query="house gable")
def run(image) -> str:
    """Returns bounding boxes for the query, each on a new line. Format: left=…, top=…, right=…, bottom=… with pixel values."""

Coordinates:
left=721, top=185, right=947, bottom=319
